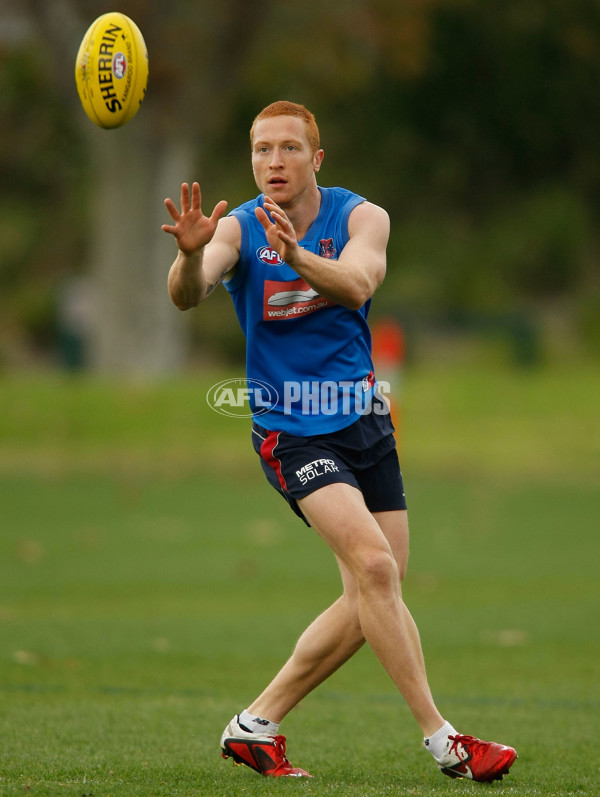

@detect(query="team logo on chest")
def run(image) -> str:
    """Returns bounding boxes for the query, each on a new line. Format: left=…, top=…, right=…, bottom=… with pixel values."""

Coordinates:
left=319, top=238, right=336, bottom=258
left=257, top=246, right=285, bottom=266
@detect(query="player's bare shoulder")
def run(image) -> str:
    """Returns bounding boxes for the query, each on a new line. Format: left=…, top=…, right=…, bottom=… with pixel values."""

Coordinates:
left=348, top=201, right=390, bottom=244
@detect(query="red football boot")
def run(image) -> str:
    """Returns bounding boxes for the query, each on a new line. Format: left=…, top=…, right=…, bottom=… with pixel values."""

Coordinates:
left=436, top=734, right=517, bottom=782
left=220, top=715, right=312, bottom=778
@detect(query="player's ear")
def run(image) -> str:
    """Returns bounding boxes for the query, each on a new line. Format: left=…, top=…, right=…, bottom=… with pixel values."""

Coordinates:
left=314, top=149, right=324, bottom=173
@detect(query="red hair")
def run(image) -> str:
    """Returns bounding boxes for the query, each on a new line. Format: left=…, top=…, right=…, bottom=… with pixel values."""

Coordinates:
left=250, top=101, right=321, bottom=154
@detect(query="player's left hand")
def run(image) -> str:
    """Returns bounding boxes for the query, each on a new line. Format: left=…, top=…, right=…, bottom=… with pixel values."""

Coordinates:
left=255, top=197, right=300, bottom=267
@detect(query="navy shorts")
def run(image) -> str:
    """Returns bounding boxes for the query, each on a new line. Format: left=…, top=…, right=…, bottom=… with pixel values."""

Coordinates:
left=252, top=394, right=407, bottom=525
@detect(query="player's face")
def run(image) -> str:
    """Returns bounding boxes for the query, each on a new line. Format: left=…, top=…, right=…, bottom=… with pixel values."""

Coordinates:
left=251, top=116, right=324, bottom=206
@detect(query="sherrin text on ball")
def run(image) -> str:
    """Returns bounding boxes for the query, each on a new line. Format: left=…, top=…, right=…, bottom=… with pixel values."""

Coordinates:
left=75, top=12, right=148, bottom=129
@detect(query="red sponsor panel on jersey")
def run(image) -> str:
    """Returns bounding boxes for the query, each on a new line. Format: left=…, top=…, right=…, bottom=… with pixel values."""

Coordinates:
left=263, top=278, right=334, bottom=321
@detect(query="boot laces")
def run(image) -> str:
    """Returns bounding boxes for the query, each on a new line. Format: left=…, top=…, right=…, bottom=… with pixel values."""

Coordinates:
left=273, top=736, right=291, bottom=761
left=448, top=734, right=481, bottom=758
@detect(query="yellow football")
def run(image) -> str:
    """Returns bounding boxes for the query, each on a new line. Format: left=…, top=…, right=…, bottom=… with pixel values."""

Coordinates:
left=75, top=12, right=149, bottom=129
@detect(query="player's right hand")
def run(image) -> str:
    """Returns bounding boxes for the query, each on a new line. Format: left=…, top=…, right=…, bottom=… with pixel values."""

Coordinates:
left=162, top=182, right=228, bottom=256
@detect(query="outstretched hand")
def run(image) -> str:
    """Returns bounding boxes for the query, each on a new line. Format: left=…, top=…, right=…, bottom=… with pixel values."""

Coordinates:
left=255, top=196, right=300, bottom=266
left=162, top=182, right=228, bottom=256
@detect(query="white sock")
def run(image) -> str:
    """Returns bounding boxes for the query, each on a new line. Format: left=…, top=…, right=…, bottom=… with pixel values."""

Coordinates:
left=424, top=721, right=458, bottom=760
left=238, top=709, right=280, bottom=736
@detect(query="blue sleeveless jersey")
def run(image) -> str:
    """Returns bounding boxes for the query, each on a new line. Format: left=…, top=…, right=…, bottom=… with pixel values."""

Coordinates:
left=224, top=186, right=376, bottom=435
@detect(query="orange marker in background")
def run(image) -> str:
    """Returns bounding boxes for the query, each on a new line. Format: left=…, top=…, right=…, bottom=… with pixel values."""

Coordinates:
left=371, top=317, right=406, bottom=444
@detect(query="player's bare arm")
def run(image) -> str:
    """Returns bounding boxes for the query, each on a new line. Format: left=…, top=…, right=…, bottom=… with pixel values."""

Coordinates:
left=162, top=181, right=238, bottom=310
left=256, top=198, right=389, bottom=311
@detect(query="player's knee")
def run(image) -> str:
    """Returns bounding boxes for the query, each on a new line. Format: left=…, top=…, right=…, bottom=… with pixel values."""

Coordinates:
left=356, top=548, right=399, bottom=593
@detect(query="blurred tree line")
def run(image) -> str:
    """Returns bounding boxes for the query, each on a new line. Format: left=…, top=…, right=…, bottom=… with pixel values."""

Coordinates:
left=1, top=0, right=599, bottom=373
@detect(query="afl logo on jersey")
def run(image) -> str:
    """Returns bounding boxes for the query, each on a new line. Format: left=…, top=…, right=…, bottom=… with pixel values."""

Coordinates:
left=257, top=246, right=285, bottom=266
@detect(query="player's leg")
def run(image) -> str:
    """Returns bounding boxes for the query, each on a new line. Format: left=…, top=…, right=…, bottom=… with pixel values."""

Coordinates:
left=298, top=482, right=444, bottom=736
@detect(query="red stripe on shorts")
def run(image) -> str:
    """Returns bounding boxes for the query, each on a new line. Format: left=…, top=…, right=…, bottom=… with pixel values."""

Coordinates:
left=260, top=431, right=288, bottom=492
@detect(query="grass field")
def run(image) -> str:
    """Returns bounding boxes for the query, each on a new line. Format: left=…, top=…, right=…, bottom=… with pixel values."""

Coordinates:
left=1, top=363, right=599, bottom=796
